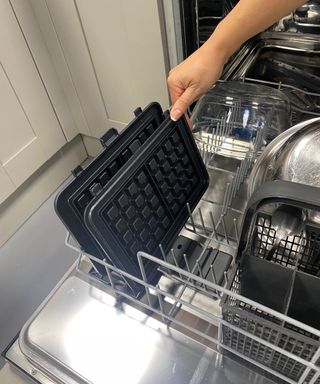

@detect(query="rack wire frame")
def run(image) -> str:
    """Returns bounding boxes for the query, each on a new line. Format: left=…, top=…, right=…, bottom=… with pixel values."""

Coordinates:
left=65, top=188, right=320, bottom=384
left=62, top=74, right=320, bottom=383
left=239, top=77, right=320, bottom=121
left=68, top=241, right=320, bottom=384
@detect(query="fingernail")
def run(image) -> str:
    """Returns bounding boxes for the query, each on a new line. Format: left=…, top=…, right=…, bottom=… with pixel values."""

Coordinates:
left=170, top=108, right=182, bottom=122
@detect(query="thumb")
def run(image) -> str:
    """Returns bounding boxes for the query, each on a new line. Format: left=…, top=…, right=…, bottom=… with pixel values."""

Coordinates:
left=170, top=87, right=200, bottom=121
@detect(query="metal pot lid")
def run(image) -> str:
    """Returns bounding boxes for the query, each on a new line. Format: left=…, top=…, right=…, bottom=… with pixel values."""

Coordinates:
left=280, top=127, right=320, bottom=186
left=248, top=117, right=320, bottom=196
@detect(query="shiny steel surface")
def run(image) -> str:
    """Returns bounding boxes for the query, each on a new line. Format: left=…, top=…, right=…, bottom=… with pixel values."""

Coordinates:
left=248, top=117, right=320, bottom=196
left=13, top=274, right=275, bottom=384
left=294, top=2, right=320, bottom=26
left=223, top=33, right=320, bottom=81
left=266, top=205, right=305, bottom=261
left=279, top=127, right=320, bottom=186
left=256, top=215, right=307, bottom=259
left=6, top=342, right=53, bottom=384
left=273, top=1, right=320, bottom=33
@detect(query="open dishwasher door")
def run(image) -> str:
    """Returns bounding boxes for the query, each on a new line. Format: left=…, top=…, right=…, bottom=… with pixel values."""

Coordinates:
left=3, top=267, right=275, bottom=384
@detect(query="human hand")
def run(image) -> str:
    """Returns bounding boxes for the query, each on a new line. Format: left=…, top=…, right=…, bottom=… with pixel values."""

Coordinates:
left=167, top=41, right=228, bottom=122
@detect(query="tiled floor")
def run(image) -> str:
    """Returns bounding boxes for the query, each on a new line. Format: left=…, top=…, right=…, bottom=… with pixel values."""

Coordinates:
left=0, top=185, right=78, bottom=368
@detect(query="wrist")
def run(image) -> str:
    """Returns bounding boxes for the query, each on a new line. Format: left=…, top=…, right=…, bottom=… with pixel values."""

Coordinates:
left=201, top=30, right=232, bottom=66
left=204, top=15, right=244, bottom=65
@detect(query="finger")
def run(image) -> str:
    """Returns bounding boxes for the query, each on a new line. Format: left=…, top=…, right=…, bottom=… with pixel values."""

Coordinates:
left=169, top=87, right=183, bottom=106
left=170, top=87, right=200, bottom=121
left=167, top=78, right=184, bottom=105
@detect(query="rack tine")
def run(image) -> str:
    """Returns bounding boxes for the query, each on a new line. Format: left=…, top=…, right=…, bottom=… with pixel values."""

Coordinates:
left=233, top=168, right=239, bottom=198
left=159, top=243, right=168, bottom=263
left=196, top=260, right=204, bottom=279
left=222, top=117, right=228, bottom=146
left=231, top=168, right=239, bottom=199
left=88, top=257, right=100, bottom=275
left=206, top=134, right=210, bottom=159
left=210, top=265, right=217, bottom=284
left=226, top=114, right=233, bottom=138
left=240, top=157, right=246, bottom=179
left=233, top=218, right=239, bottom=243
left=198, top=207, right=208, bottom=235
left=221, top=182, right=230, bottom=216
left=171, top=248, right=182, bottom=278
left=76, top=253, right=83, bottom=272
left=104, top=259, right=115, bottom=289
left=218, top=119, right=223, bottom=148
left=221, top=215, right=230, bottom=245
left=196, top=260, right=207, bottom=291
left=137, top=254, right=152, bottom=307
left=156, top=292, right=166, bottom=323
left=236, top=160, right=245, bottom=193
left=220, top=118, right=226, bottom=146
left=215, top=122, right=220, bottom=149
left=213, top=124, right=218, bottom=151
left=183, top=253, right=191, bottom=273
left=209, top=211, right=218, bottom=240
left=234, top=166, right=241, bottom=195
left=210, top=126, right=215, bottom=149
left=187, top=203, right=197, bottom=233
left=223, top=182, right=231, bottom=215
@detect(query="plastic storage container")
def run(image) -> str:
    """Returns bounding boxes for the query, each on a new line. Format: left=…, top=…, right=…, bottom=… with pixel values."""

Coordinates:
left=191, top=81, right=291, bottom=160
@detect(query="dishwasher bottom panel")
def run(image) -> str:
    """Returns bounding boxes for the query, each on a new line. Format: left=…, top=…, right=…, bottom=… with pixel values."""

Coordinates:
left=4, top=271, right=274, bottom=384
left=4, top=133, right=320, bottom=384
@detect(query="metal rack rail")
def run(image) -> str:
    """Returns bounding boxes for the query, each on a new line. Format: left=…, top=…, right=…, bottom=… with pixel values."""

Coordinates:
left=67, top=242, right=320, bottom=384
left=65, top=169, right=320, bottom=384
left=64, top=76, right=320, bottom=383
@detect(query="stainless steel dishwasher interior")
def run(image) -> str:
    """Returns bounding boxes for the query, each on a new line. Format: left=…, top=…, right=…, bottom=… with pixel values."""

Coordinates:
left=224, top=32, right=320, bottom=125
left=5, top=25, right=320, bottom=384
left=6, top=110, right=320, bottom=384
left=4, top=153, right=254, bottom=384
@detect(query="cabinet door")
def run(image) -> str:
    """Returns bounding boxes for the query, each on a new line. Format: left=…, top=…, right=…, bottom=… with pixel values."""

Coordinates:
left=75, top=0, right=170, bottom=125
left=40, top=0, right=169, bottom=138
left=0, top=0, right=66, bottom=188
left=0, top=166, right=15, bottom=204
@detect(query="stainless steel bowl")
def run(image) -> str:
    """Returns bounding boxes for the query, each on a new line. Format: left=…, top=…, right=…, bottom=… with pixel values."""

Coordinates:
left=248, top=117, right=320, bottom=196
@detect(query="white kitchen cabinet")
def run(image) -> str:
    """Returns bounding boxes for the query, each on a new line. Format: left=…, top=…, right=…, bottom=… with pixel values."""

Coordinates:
left=74, top=0, right=170, bottom=124
left=9, top=0, right=80, bottom=142
left=31, top=0, right=170, bottom=138
left=0, top=166, right=15, bottom=204
left=0, top=0, right=67, bottom=188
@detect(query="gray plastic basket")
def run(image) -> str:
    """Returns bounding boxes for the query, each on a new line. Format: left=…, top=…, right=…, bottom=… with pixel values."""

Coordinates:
left=221, top=263, right=320, bottom=383
left=220, top=181, right=320, bottom=383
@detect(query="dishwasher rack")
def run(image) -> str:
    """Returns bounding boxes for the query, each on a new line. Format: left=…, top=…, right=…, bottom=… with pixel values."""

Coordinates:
left=67, top=239, right=320, bottom=384
left=65, top=156, right=320, bottom=384
left=233, top=77, right=320, bottom=124
left=61, top=76, right=320, bottom=384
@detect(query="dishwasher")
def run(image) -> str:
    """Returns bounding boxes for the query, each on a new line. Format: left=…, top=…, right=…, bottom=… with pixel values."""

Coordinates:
left=3, top=2, right=320, bottom=384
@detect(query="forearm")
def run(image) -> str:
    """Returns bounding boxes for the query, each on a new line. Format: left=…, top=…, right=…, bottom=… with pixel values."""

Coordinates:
left=204, top=0, right=306, bottom=63
left=168, top=0, right=307, bottom=120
